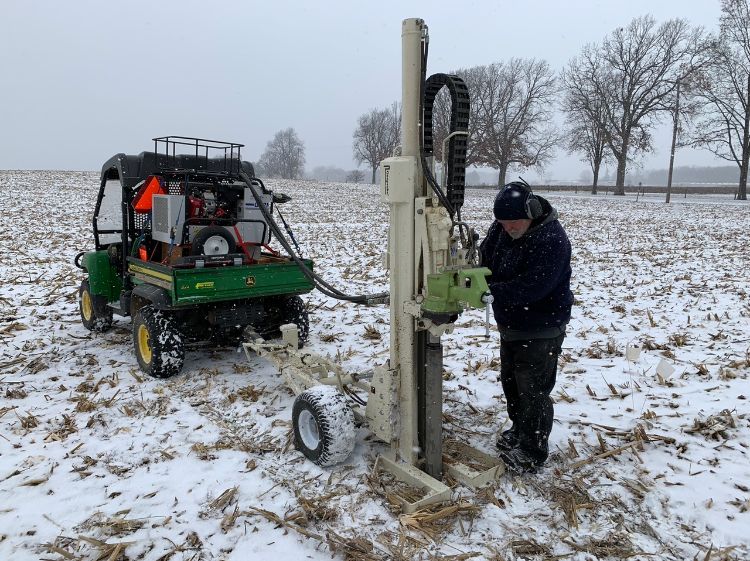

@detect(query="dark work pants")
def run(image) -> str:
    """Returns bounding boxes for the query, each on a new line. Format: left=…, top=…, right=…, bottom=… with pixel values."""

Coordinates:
left=500, top=334, right=564, bottom=462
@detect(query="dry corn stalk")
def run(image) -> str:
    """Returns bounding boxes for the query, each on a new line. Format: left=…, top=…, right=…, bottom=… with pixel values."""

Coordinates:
left=685, top=409, right=737, bottom=440
left=208, top=486, right=238, bottom=512
left=399, top=502, right=480, bottom=541
left=363, top=324, right=382, bottom=340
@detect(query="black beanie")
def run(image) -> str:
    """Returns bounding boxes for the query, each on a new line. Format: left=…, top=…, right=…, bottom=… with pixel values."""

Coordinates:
left=493, top=184, right=530, bottom=220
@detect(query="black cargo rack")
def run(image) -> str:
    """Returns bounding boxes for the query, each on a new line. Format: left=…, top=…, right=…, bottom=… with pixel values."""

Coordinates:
left=153, top=136, right=244, bottom=175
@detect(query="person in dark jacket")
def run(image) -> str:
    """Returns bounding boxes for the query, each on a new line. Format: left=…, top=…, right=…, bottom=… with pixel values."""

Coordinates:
left=479, top=181, right=573, bottom=473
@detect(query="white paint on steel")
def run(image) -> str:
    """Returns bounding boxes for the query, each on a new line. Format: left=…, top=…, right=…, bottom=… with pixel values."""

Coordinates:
left=390, top=18, right=426, bottom=466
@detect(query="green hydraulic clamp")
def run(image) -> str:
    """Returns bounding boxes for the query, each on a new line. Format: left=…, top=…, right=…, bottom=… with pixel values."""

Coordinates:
left=422, top=267, right=492, bottom=317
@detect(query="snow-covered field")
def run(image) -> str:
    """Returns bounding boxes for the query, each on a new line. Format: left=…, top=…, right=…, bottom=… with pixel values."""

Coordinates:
left=0, top=170, right=748, bottom=561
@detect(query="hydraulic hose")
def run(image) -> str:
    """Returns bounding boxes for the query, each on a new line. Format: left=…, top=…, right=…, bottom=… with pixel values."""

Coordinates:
left=422, top=72, right=470, bottom=212
left=418, top=40, right=456, bottom=218
left=238, top=171, right=389, bottom=305
left=419, top=38, right=477, bottom=262
left=275, top=206, right=302, bottom=256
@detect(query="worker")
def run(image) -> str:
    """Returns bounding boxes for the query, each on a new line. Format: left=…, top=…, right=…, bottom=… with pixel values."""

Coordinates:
left=479, top=181, right=573, bottom=473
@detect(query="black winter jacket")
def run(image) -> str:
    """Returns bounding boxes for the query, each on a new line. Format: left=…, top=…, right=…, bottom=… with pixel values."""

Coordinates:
left=479, top=196, right=573, bottom=339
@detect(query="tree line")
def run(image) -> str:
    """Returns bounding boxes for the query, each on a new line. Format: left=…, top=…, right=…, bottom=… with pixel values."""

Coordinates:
left=254, top=1, right=749, bottom=200
left=354, top=1, right=749, bottom=199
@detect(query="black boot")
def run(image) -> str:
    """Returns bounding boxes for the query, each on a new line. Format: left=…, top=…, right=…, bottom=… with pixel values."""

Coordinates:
left=498, top=447, right=544, bottom=474
left=495, top=426, right=519, bottom=451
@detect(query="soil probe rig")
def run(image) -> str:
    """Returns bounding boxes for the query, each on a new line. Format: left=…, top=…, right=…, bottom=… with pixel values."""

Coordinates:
left=244, top=18, right=505, bottom=512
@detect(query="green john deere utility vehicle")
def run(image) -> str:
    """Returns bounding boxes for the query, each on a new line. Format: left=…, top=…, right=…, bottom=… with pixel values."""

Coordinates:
left=75, top=136, right=314, bottom=378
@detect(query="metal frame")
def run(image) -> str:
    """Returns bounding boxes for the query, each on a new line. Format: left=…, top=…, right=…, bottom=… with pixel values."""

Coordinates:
left=243, top=317, right=504, bottom=514
left=153, top=136, right=244, bottom=175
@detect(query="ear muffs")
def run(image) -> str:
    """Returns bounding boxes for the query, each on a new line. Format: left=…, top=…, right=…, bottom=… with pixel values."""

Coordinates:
left=525, top=194, right=543, bottom=219
left=506, top=180, right=543, bottom=219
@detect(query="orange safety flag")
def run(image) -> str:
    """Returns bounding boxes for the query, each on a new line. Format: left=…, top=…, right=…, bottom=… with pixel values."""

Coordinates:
left=132, top=175, right=166, bottom=213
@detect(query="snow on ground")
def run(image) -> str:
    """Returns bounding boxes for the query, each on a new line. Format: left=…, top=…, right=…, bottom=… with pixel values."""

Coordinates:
left=0, top=170, right=748, bottom=561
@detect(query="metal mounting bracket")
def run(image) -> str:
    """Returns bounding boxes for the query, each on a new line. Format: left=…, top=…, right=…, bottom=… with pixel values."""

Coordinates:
left=443, top=439, right=505, bottom=488
left=374, top=455, right=451, bottom=514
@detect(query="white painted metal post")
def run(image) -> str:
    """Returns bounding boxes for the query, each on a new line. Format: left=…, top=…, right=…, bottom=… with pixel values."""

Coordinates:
left=385, top=18, right=425, bottom=465
left=401, top=19, right=424, bottom=165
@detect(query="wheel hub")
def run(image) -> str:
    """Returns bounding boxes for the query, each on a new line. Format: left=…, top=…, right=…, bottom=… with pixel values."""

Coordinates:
left=297, top=409, right=320, bottom=450
left=137, top=324, right=152, bottom=364
left=81, top=291, right=93, bottom=321
left=203, top=235, right=230, bottom=255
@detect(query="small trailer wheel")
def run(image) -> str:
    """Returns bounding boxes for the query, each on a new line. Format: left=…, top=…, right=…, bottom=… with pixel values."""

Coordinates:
left=191, top=226, right=237, bottom=256
left=79, top=279, right=113, bottom=333
left=292, top=386, right=356, bottom=466
left=133, top=305, right=185, bottom=378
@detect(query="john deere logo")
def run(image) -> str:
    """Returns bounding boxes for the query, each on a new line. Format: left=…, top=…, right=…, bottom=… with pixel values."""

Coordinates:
left=245, top=276, right=256, bottom=287
left=195, top=281, right=214, bottom=289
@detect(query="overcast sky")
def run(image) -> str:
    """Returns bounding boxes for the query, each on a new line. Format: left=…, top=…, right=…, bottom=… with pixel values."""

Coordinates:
left=0, top=0, right=726, bottom=180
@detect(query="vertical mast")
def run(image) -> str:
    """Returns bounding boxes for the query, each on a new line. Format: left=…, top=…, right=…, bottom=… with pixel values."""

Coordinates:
left=401, top=18, right=423, bottom=164
left=388, top=18, right=425, bottom=464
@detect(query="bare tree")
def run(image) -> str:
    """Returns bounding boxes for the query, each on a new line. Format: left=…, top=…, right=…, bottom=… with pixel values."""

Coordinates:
left=690, top=0, right=750, bottom=200
left=560, top=66, right=612, bottom=195
left=472, top=59, right=559, bottom=187
left=664, top=68, right=708, bottom=202
left=345, top=169, right=365, bottom=183
left=567, top=118, right=610, bottom=195
left=258, top=128, right=306, bottom=179
left=352, top=103, right=400, bottom=184
left=429, top=62, right=557, bottom=187
left=574, top=16, right=704, bottom=194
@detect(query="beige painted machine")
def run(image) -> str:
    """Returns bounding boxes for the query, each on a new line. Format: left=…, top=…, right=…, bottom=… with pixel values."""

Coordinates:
left=244, top=17, right=504, bottom=513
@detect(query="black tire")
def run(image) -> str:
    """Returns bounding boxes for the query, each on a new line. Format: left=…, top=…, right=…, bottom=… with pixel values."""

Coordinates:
left=281, top=295, right=310, bottom=347
left=292, top=386, right=356, bottom=466
left=191, top=226, right=236, bottom=256
left=79, top=279, right=113, bottom=333
left=132, top=305, right=185, bottom=378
